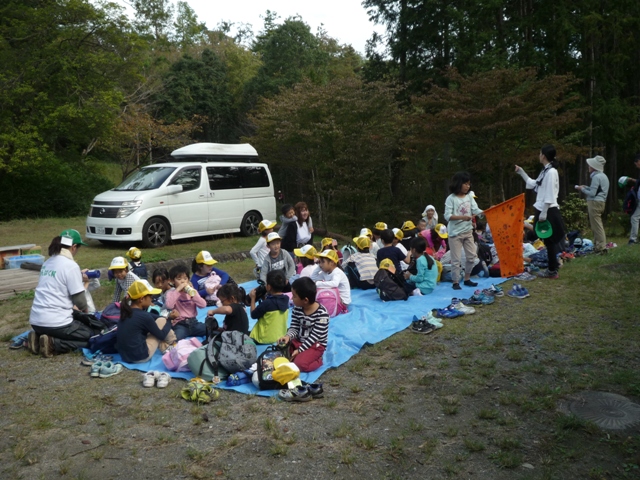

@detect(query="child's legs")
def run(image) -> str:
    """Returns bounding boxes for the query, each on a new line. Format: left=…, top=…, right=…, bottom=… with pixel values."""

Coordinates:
left=290, top=339, right=325, bottom=373
left=146, top=317, right=177, bottom=357
left=461, top=232, right=478, bottom=280
left=187, top=318, right=207, bottom=337
left=449, top=235, right=463, bottom=284
left=173, top=322, right=189, bottom=341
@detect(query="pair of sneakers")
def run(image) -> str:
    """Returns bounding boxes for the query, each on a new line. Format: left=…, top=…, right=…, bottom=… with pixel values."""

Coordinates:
left=450, top=298, right=476, bottom=315
left=432, top=305, right=465, bottom=319
left=81, top=351, right=113, bottom=366
left=507, top=284, right=530, bottom=299
left=142, top=371, right=171, bottom=388
left=410, top=316, right=437, bottom=334
left=277, top=383, right=324, bottom=402
left=90, top=361, right=123, bottom=378
left=470, top=291, right=495, bottom=305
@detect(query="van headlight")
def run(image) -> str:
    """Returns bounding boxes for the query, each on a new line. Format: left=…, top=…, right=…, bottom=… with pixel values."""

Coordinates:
left=117, top=200, right=142, bottom=218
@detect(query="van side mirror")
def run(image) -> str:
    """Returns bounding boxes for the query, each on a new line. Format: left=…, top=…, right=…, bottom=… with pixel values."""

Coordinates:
left=167, top=185, right=183, bottom=194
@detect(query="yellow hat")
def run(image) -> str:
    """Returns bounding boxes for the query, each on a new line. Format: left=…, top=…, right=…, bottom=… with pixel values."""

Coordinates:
left=294, top=244, right=317, bottom=260
left=379, top=258, right=396, bottom=273
left=374, top=222, right=388, bottom=231
left=401, top=221, right=416, bottom=231
left=195, top=250, right=217, bottom=265
left=272, top=362, right=300, bottom=385
left=128, top=279, right=161, bottom=299
left=352, top=236, right=371, bottom=250
left=126, top=247, right=142, bottom=260
left=392, top=228, right=404, bottom=240
left=435, top=223, right=449, bottom=239
left=359, top=227, right=373, bottom=238
left=266, top=232, right=281, bottom=243
left=273, top=357, right=289, bottom=369
left=108, top=256, right=128, bottom=270
left=315, top=249, right=339, bottom=264
left=321, top=237, right=336, bottom=249
left=258, top=219, right=277, bottom=233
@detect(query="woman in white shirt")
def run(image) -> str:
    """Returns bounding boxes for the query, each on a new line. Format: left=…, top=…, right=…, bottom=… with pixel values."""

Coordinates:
left=294, top=201, right=314, bottom=247
left=515, top=144, right=566, bottom=278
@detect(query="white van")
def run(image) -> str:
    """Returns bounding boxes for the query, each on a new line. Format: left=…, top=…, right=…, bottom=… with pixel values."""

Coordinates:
left=85, top=143, right=276, bottom=247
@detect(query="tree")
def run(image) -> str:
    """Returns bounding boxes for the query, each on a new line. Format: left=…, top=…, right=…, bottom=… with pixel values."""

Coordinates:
left=172, top=1, right=206, bottom=48
left=132, top=0, right=174, bottom=41
left=246, top=78, right=405, bottom=228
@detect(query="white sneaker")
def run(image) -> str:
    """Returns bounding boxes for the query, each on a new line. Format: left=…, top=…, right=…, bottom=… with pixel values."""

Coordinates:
left=451, top=300, right=476, bottom=315
left=156, top=372, right=171, bottom=388
left=142, top=371, right=159, bottom=388
left=412, top=288, right=423, bottom=296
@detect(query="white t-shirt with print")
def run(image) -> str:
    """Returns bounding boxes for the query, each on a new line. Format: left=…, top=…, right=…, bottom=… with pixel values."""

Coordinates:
left=30, top=255, right=85, bottom=328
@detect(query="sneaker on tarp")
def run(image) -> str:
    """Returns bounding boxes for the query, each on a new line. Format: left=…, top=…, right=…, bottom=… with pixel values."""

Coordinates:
left=278, top=386, right=313, bottom=402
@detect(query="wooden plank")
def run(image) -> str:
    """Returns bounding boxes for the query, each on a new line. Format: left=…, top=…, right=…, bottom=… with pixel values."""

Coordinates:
left=0, top=268, right=40, bottom=300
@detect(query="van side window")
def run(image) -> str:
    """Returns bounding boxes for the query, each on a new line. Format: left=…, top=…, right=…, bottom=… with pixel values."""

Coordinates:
left=170, top=167, right=201, bottom=192
left=207, top=167, right=241, bottom=190
left=242, top=166, right=270, bottom=188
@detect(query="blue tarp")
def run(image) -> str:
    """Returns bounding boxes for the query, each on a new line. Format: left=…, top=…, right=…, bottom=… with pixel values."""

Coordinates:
left=89, top=276, right=506, bottom=397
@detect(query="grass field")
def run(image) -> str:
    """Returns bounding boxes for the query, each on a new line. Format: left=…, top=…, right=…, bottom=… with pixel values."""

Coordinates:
left=0, top=216, right=639, bottom=479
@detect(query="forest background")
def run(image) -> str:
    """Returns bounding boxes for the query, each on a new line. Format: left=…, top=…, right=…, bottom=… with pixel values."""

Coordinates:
left=2, top=0, right=640, bottom=232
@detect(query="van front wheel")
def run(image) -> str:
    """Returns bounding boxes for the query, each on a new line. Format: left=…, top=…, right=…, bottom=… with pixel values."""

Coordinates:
left=142, top=218, right=170, bottom=248
left=240, top=211, right=262, bottom=236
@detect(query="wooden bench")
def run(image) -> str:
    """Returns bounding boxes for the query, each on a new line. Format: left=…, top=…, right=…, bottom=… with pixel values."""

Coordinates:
left=0, top=267, right=40, bottom=301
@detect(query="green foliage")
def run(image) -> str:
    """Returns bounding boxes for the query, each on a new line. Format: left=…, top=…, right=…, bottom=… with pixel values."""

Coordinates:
left=561, top=193, right=589, bottom=233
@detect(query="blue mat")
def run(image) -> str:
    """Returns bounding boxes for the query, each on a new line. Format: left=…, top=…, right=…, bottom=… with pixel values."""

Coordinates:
left=85, top=277, right=506, bottom=396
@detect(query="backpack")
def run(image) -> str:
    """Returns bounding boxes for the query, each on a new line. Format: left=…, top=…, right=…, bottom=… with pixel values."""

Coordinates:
left=188, top=331, right=257, bottom=381
left=162, top=337, right=202, bottom=371
left=623, top=188, right=637, bottom=215
left=477, top=243, right=492, bottom=265
left=100, top=302, right=121, bottom=324
left=343, top=262, right=360, bottom=288
left=255, top=345, right=289, bottom=390
left=316, top=287, right=347, bottom=317
left=340, top=245, right=357, bottom=264
left=373, top=269, right=410, bottom=301
left=88, top=325, right=119, bottom=354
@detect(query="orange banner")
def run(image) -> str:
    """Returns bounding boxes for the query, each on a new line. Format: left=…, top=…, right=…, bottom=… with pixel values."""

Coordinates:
left=482, top=194, right=525, bottom=277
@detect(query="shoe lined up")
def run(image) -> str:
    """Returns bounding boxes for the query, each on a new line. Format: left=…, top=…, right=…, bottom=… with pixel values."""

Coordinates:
left=277, top=383, right=324, bottom=402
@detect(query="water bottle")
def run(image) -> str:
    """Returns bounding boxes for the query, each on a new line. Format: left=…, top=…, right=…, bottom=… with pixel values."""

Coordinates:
left=85, top=270, right=101, bottom=279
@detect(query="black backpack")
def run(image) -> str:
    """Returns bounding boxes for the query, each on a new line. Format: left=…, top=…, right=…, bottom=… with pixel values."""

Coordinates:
left=373, top=269, right=410, bottom=301
left=623, top=188, right=638, bottom=215
left=256, top=345, right=290, bottom=390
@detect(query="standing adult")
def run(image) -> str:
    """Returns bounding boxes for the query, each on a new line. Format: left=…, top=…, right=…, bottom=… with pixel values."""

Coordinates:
left=626, top=154, right=640, bottom=245
left=28, top=229, right=103, bottom=357
left=575, top=155, right=609, bottom=253
left=294, top=202, right=314, bottom=247
left=515, top=144, right=565, bottom=279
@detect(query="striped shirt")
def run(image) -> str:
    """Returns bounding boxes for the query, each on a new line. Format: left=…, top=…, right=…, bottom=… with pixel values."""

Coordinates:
left=287, top=304, right=329, bottom=352
left=347, top=252, right=377, bottom=282
left=113, top=271, right=140, bottom=303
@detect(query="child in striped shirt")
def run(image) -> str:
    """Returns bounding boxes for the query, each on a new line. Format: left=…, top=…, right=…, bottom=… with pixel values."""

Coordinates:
left=278, top=277, right=329, bottom=372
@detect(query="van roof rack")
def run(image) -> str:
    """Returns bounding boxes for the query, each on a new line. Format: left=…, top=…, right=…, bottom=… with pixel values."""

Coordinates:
left=170, top=143, right=258, bottom=159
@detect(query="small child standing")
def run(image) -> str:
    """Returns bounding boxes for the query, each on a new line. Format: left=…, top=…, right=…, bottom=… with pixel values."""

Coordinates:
left=344, top=236, right=377, bottom=290
left=165, top=264, right=207, bottom=340
left=207, top=283, right=249, bottom=335
left=293, top=244, right=318, bottom=277
left=110, top=256, right=140, bottom=302
left=250, top=219, right=277, bottom=278
left=403, top=236, right=438, bottom=295
left=444, top=171, right=484, bottom=290
left=310, top=249, right=351, bottom=308
left=126, top=247, right=148, bottom=279
left=278, top=277, right=329, bottom=372
left=278, top=204, right=298, bottom=254
left=249, top=270, right=290, bottom=344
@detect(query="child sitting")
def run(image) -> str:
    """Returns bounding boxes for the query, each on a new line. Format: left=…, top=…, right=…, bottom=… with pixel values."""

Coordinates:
left=374, top=258, right=414, bottom=301
left=422, top=205, right=439, bottom=229
left=321, top=237, right=343, bottom=265
left=249, top=270, right=290, bottom=344
left=207, top=283, right=249, bottom=335
left=359, top=227, right=379, bottom=256
left=373, top=222, right=388, bottom=250
left=392, top=228, right=410, bottom=271
left=165, top=264, right=207, bottom=340
left=260, top=232, right=296, bottom=286
left=250, top=219, right=277, bottom=278
left=116, top=280, right=177, bottom=364
left=151, top=268, right=179, bottom=321
left=277, top=277, right=329, bottom=373
left=420, top=223, right=449, bottom=260
left=110, top=256, right=140, bottom=302
left=190, top=250, right=232, bottom=300
left=400, top=221, right=420, bottom=250
left=310, top=249, right=351, bottom=308
left=403, top=236, right=438, bottom=295
left=293, top=244, right=318, bottom=277
left=376, top=229, right=410, bottom=272
left=343, top=236, right=377, bottom=290
left=126, top=247, right=148, bottom=279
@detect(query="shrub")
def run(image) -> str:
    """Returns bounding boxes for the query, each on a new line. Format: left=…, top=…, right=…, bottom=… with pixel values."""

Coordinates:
left=561, top=193, right=589, bottom=233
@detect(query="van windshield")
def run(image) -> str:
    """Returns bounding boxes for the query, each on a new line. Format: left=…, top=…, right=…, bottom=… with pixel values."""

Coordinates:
left=113, top=167, right=176, bottom=191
